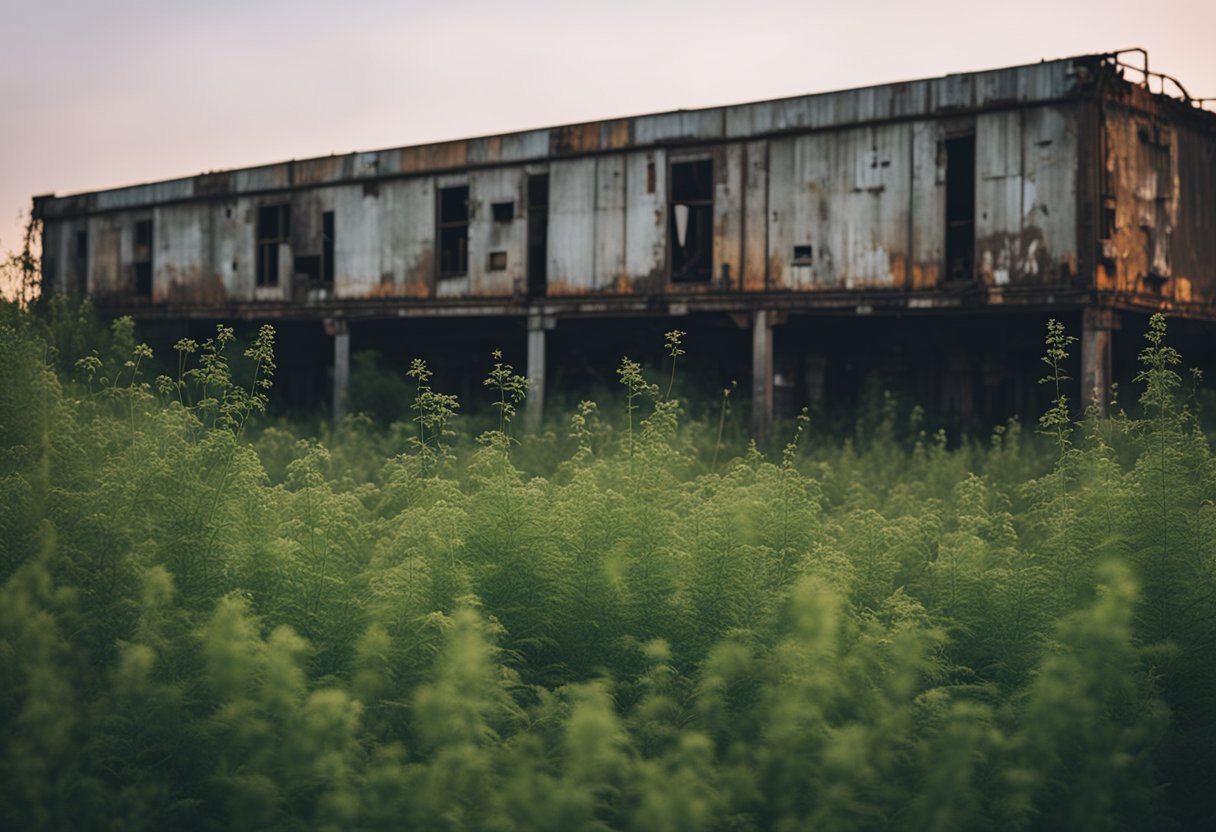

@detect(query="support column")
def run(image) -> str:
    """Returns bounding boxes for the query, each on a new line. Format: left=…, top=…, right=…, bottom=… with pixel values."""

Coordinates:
left=752, top=309, right=774, bottom=444
left=525, top=312, right=553, bottom=432
left=1081, top=307, right=1118, bottom=412
left=330, top=319, right=350, bottom=422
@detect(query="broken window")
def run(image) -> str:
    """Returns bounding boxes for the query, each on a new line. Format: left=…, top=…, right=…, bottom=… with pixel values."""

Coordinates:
left=134, top=219, right=153, bottom=296
left=792, top=244, right=813, bottom=266
left=322, top=211, right=335, bottom=284
left=75, top=229, right=88, bottom=295
left=527, top=174, right=548, bottom=296
left=438, top=186, right=469, bottom=277
left=669, top=159, right=713, bottom=283
left=257, top=204, right=290, bottom=287
left=944, top=135, right=975, bottom=283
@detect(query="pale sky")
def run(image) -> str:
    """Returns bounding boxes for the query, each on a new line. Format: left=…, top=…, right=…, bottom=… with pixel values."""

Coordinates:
left=2, top=0, right=1213, bottom=293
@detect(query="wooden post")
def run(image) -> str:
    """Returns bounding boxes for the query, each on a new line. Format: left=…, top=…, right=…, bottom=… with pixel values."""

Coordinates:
left=1081, top=307, right=1118, bottom=412
left=752, top=309, right=774, bottom=444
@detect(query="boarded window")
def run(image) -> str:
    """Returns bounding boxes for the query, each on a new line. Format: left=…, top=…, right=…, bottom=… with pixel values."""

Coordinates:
left=488, top=251, right=507, bottom=271
left=438, top=186, right=469, bottom=277
left=257, top=204, right=291, bottom=287
left=134, top=219, right=153, bottom=296
left=670, top=159, right=713, bottom=282
left=944, top=135, right=975, bottom=283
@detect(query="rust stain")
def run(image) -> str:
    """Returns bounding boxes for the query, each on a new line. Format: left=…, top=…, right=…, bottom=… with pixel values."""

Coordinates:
left=767, top=253, right=784, bottom=288
left=295, top=157, right=341, bottom=186
left=600, top=119, right=631, bottom=150
left=909, top=263, right=939, bottom=289
left=552, top=123, right=601, bottom=155
left=401, top=141, right=468, bottom=173
left=161, top=266, right=227, bottom=305
left=889, top=254, right=907, bottom=287
left=402, top=249, right=435, bottom=299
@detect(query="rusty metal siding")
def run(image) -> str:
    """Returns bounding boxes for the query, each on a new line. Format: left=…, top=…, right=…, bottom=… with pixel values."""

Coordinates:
left=334, top=184, right=381, bottom=299
left=153, top=203, right=211, bottom=303
left=1020, top=106, right=1078, bottom=284
left=469, top=167, right=524, bottom=296
left=547, top=158, right=596, bottom=294
left=624, top=150, right=666, bottom=291
left=767, top=124, right=912, bottom=290
left=909, top=121, right=945, bottom=289
left=1099, top=108, right=1173, bottom=296
left=1171, top=123, right=1216, bottom=302
left=976, top=111, right=1025, bottom=286
left=593, top=156, right=626, bottom=292
left=741, top=141, right=769, bottom=291
left=712, top=143, right=744, bottom=290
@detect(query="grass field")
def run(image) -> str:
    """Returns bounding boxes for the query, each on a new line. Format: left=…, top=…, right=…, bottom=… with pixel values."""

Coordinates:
left=2, top=299, right=1215, bottom=830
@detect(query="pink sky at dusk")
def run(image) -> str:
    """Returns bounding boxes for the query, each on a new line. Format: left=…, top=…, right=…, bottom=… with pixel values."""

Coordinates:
left=1, top=0, right=1213, bottom=296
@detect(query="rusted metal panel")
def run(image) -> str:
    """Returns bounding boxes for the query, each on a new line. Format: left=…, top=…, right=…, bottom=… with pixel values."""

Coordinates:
left=333, top=184, right=382, bottom=298
left=765, top=137, right=795, bottom=288
left=153, top=203, right=216, bottom=304
left=96, top=179, right=193, bottom=212
left=547, top=158, right=596, bottom=294
left=769, top=125, right=911, bottom=290
left=712, top=143, right=744, bottom=290
left=295, top=156, right=350, bottom=187
left=593, top=156, right=626, bottom=292
left=742, top=141, right=769, bottom=291
left=386, top=178, right=435, bottom=299
left=233, top=164, right=290, bottom=193
left=975, top=111, right=1024, bottom=286
left=634, top=109, right=724, bottom=145
left=624, top=150, right=666, bottom=292
left=1170, top=122, right=1216, bottom=303
left=1099, top=105, right=1186, bottom=300
left=1020, top=106, right=1078, bottom=284
left=400, top=141, right=468, bottom=174
left=469, top=167, right=524, bottom=296
left=909, top=120, right=945, bottom=289
left=499, top=130, right=550, bottom=163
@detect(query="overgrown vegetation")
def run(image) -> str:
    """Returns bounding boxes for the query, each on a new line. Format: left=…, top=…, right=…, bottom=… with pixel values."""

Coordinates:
left=2, top=298, right=1215, bottom=829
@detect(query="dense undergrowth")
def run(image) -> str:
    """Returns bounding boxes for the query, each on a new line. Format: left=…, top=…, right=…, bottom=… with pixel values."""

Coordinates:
left=2, top=299, right=1216, bottom=830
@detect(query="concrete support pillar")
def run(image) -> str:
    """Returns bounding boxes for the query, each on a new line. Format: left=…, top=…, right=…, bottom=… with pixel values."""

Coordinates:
left=1081, top=308, right=1118, bottom=412
left=752, top=309, right=774, bottom=444
left=331, top=320, right=350, bottom=422
left=525, top=312, right=553, bottom=431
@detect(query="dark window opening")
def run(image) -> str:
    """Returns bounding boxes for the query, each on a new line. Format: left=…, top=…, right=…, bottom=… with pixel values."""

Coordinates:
left=257, top=204, right=290, bottom=287
left=646, top=161, right=656, bottom=194
left=438, top=186, right=469, bottom=277
left=793, top=244, right=813, bottom=265
left=1100, top=196, right=1117, bottom=240
left=670, top=159, right=713, bottom=283
left=322, top=211, right=335, bottom=284
left=134, top=219, right=153, bottom=296
left=491, top=201, right=515, bottom=223
left=294, top=255, right=321, bottom=282
left=944, top=135, right=975, bottom=284
left=488, top=251, right=507, bottom=271
left=527, top=174, right=549, bottom=296
left=75, top=230, right=88, bottom=294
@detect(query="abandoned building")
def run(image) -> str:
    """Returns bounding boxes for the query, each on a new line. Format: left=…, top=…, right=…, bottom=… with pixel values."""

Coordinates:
left=32, top=49, right=1216, bottom=435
